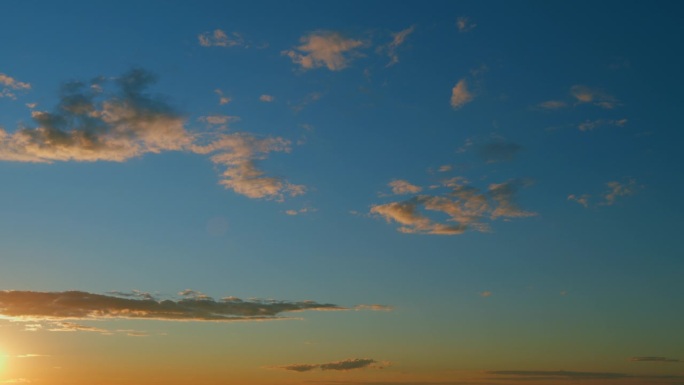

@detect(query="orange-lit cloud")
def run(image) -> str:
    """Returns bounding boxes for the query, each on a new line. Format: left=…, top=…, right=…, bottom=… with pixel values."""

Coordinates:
left=283, top=32, right=364, bottom=71
left=379, top=26, right=415, bottom=67
left=388, top=179, right=422, bottom=195
left=0, top=72, right=31, bottom=99
left=198, top=29, right=245, bottom=48
left=259, top=94, right=274, bottom=102
left=0, top=69, right=303, bottom=201
left=570, top=85, right=619, bottom=109
left=450, top=79, right=473, bottom=109
left=371, top=179, right=534, bottom=235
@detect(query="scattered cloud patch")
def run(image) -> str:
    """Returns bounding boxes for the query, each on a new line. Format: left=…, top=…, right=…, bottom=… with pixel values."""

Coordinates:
left=630, top=356, right=681, bottom=363
left=380, top=26, right=415, bottom=67
left=198, top=115, right=240, bottom=126
left=570, top=85, right=619, bottom=109
left=602, top=178, right=637, bottom=206
left=259, top=94, right=274, bottom=102
left=438, top=164, right=452, bottom=172
left=198, top=29, right=245, bottom=48
left=285, top=207, right=315, bottom=216
left=275, top=358, right=386, bottom=372
left=578, top=118, right=627, bottom=131
left=480, top=291, right=492, bottom=297
left=537, top=100, right=567, bottom=110
left=0, top=69, right=303, bottom=201
left=0, top=72, right=31, bottom=99
left=450, top=79, right=473, bottom=109
left=0, top=290, right=345, bottom=324
left=371, top=178, right=535, bottom=235
left=388, top=179, right=422, bottom=195
left=456, top=17, right=476, bottom=32
left=567, top=194, right=590, bottom=208
left=214, top=89, right=231, bottom=105
left=283, top=31, right=364, bottom=71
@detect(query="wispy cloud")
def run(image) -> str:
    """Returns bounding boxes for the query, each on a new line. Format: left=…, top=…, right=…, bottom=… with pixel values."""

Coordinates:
left=388, top=179, right=422, bottom=195
left=450, top=79, right=473, bottom=109
left=274, top=358, right=387, bottom=372
left=537, top=100, right=568, bottom=110
left=371, top=179, right=535, bottom=235
left=259, top=94, right=274, bottom=102
left=0, top=72, right=31, bottom=99
left=456, top=17, right=476, bottom=32
left=569, top=179, right=638, bottom=208
left=578, top=118, right=627, bottom=131
left=0, top=290, right=345, bottom=323
left=480, top=291, right=492, bottom=297
left=198, top=29, right=245, bottom=48
left=570, top=85, right=619, bottom=109
left=283, top=31, right=364, bottom=71
left=214, top=88, right=231, bottom=105
left=0, top=69, right=303, bottom=201
left=353, top=304, right=393, bottom=311
left=379, top=26, right=415, bottom=67
left=567, top=193, right=591, bottom=208
left=630, top=356, right=681, bottom=363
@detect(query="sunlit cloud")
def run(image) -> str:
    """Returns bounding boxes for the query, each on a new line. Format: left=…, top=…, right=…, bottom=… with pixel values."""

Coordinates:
left=480, top=291, right=492, bottom=297
left=602, top=178, right=637, bottom=206
left=353, top=304, right=393, bottom=311
left=567, top=193, right=591, bottom=208
left=214, top=88, right=231, bottom=105
left=450, top=79, right=473, bottom=109
left=571, top=85, right=619, bottom=109
left=283, top=31, right=364, bottom=71
left=0, top=72, right=31, bottom=99
left=371, top=179, right=535, bottom=235
left=537, top=100, right=568, bottom=110
left=456, top=16, right=476, bottom=32
left=260, top=94, right=274, bottom=102
left=0, top=69, right=303, bottom=201
left=438, top=164, right=452, bottom=172
left=198, top=29, right=245, bottom=48
left=388, top=179, right=422, bottom=195
left=629, top=356, right=681, bottom=363
left=274, top=358, right=387, bottom=372
left=379, top=25, right=415, bottom=67
left=0, top=290, right=345, bottom=324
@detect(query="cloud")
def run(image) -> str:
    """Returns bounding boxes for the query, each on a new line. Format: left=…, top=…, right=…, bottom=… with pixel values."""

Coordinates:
left=630, top=356, right=681, bottom=363
left=567, top=194, right=590, bottom=208
left=537, top=100, right=567, bottom=110
left=456, top=17, right=476, bottom=32
left=353, top=304, right=393, bottom=311
left=214, top=89, right=231, bottom=105
left=480, top=291, right=492, bottom=297
left=380, top=26, right=415, bottom=67
left=259, top=94, right=274, bottom=102
left=0, top=72, right=31, bottom=99
left=450, top=79, right=473, bottom=109
left=283, top=32, right=364, bottom=71
left=477, top=136, right=522, bottom=163
left=0, top=290, right=345, bottom=323
left=198, top=115, right=240, bottom=126
left=570, top=85, right=619, bottom=109
left=438, top=164, right=452, bottom=172
left=578, top=118, right=627, bottom=131
left=0, top=69, right=303, bottom=201
left=275, top=358, right=386, bottom=372
left=371, top=179, right=535, bottom=235
left=487, top=370, right=684, bottom=382
left=198, top=29, right=245, bottom=48
left=388, top=179, right=422, bottom=195
left=602, top=178, right=637, bottom=206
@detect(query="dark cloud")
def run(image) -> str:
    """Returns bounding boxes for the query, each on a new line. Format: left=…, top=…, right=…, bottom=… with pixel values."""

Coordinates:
left=0, top=290, right=343, bottom=322
left=276, top=358, right=384, bottom=372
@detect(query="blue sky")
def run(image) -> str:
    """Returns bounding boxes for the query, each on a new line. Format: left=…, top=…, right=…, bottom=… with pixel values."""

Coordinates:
left=1, top=1, right=683, bottom=384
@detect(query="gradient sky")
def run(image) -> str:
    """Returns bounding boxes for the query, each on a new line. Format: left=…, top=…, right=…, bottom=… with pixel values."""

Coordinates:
left=1, top=1, right=683, bottom=384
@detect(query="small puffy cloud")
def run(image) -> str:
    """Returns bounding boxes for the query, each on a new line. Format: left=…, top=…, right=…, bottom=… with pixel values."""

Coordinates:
left=198, top=115, right=240, bottom=126
left=570, top=85, right=619, bottom=109
left=388, top=179, right=422, bottom=195
left=283, top=31, right=364, bottom=71
left=477, top=136, right=522, bottom=163
left=371, top=179, right=534, bottom=235
left=0, top=290, right=344, bottom=323
left=275, top=358, right=386, bottom=372
left=578, top=118, right=627, bottom=131
left=0, top=72, right=31, bottom=99
left=259, top=94, right=274, bottom=102
left=480, top=291, right=492, bottom=297
left=456, top=17, right=476, bottom=32
left=214, top=89, right=231, bottom=105
left=438, top=164, right=452, bottom=172
left=629, top=356, right=681, bottom=363
left=0, top=69, right=303, bottom=201
left=568, top=194, right=590, bottom=208
left=198, top=29, right=245, bottom=48
left=284, top=207, right=315, bottom=216
left=450, top=79, right=473, bottom=109
left=380, top=25, right=415, bottom=67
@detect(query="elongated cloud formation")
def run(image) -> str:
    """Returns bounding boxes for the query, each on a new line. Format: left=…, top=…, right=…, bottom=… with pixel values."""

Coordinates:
left=371, top=178, right=534, bottom=235
left=0, top=290, right=343, bottom=322
left=450, top=79, right=473, bottom=109
left=0, top=72, right=31, bottom=99
left=488, top=370, right=684, bottom=382
left=283, top=32, right=364, bottom=71
left=275, top=358, right=385, bottom=372
left=0, top=69, right=302, bottom=201
left=630, top=356, right=681, bottom=363
left=382, top=26, right=415, bottom=66
left=570, top=85, right=619, bottom=109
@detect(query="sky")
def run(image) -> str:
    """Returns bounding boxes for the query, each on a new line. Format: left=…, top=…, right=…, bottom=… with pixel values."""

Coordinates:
left=1, top=1, right=683, bottom=384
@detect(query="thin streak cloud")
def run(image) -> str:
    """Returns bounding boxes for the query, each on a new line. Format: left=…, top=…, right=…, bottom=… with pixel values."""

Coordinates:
left=274, top=358, right=387, bottom=372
